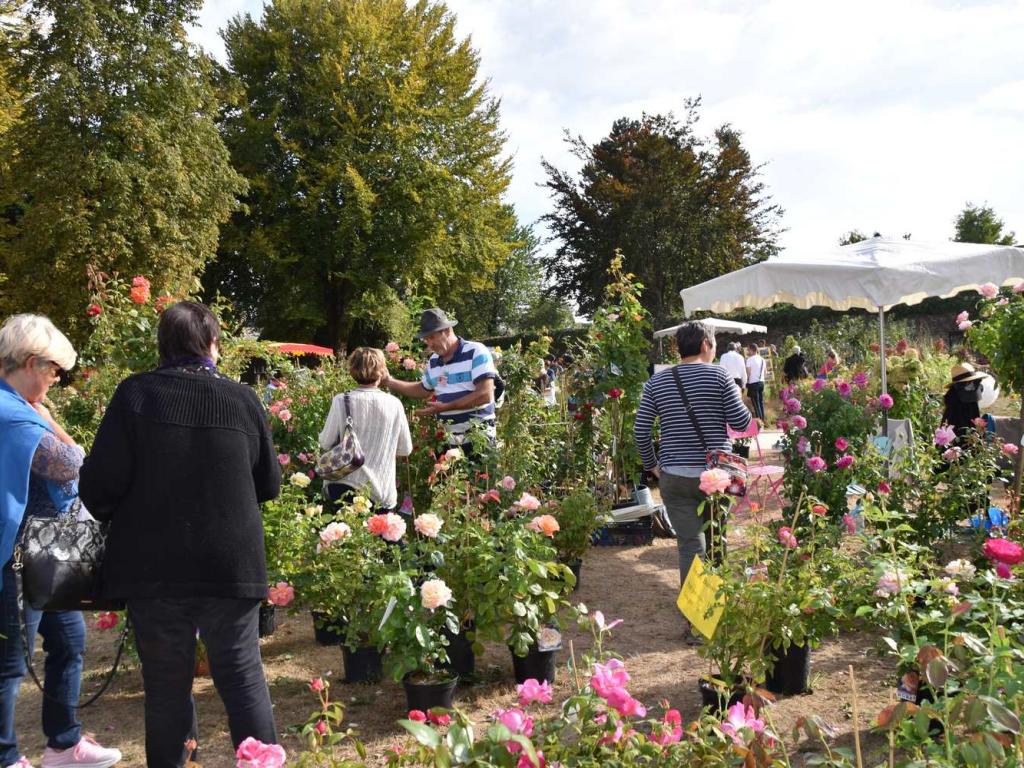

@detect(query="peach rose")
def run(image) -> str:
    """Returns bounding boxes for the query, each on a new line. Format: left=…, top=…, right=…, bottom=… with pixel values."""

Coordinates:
left=414, top=513, right=443, bottom=538
left=420, top=578, right=452, bottom=610
left=516, top=492, right=542, bottom=511
left=526, top=514, right=560, bottom=537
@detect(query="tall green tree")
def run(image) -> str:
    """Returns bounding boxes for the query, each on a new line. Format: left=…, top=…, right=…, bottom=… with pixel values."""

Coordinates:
left=541, top=100, right=782, bottom=330
left=0, top=0, right=244, bottom=339
left=954, top=202, right=1015, bottom=245
left=455, top=217, right=574, bottom=338
left=210, top=0, right=513, bottom=349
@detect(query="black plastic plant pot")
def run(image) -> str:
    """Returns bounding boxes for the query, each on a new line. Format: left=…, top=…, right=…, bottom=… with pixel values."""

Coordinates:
left=403, top=675, right=459, bottom=712
left=765, top=642, right=811, bottom=695
left=341, top=645, right=383, bottom=684
left=258, top=604, right=277, bottom=638
left=441, top=626, right=476, bottom=680
left=311, top=612, right=344, bottom=646
left=510, top=645, right=557, bottom=685
left=568, top=559, right=582, bottom=591
left=698, top=676, right=746, bottom=716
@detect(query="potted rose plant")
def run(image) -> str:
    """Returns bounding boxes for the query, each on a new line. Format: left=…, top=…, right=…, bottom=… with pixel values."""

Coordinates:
left=550, top=489, right=609, bottom=589
left=377, top=570, right=461, bottom=711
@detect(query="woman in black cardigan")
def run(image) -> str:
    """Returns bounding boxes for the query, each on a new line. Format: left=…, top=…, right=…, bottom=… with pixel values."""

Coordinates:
left=79, top=302, right=281, bottom=768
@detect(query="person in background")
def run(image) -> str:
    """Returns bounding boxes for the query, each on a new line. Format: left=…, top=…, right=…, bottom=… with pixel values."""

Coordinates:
left=383, top=308, right=498, bottom=460
left=79, top=302, right=280, bottom=768
left=818, top=347, right=840, bottom=378
left=745, top=343, right=766, bottom=422
left=319, top=347, right=412, bottom=511
left=634, top=322, right=751, bottom=638
left=942, top=362, right=986, bottom=438
left=718, top=341, right=747, bottom=393
left=0, top=314, right=122, bottom=768
left=782, top=345, right=809, bottom=385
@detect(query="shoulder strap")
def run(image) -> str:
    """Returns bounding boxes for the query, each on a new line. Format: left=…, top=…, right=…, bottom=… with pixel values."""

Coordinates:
left=342, top=392, right=354, bottom=427
left=671, top=365, right=710, bottom=453
left=12, top=551, right=129, bottom=709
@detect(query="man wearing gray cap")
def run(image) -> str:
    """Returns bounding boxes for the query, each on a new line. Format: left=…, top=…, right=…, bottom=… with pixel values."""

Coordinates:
left=383, top=308, right=498, bottom=455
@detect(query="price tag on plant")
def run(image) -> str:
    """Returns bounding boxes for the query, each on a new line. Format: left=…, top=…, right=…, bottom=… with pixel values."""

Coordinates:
left=676, top=557, right=725, bottom=638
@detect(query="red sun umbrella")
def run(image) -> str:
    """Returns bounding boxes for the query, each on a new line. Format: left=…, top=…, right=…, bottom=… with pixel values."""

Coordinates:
left=268, top=342, right=335, bottom=357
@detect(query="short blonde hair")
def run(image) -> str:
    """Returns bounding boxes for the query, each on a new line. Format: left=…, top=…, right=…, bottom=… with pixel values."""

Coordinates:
left=348, top=347, right=387, bottom=385
left=0, top=314, right=77, bottom=374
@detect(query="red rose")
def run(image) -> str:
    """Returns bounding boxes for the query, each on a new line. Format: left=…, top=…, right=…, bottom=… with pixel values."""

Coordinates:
left=86, top=303, right=102, bottom=317
left=607, top=388, right=623, bottom=399
left=408, top=710, right=426, bottom=722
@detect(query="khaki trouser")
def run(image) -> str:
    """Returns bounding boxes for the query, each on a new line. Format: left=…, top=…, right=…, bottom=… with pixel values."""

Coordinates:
left=659, top=472, right=726, bottom=585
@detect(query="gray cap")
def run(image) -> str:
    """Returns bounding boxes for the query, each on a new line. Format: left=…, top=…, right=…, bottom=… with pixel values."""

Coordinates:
left=418, top=308, right=458, bottom=339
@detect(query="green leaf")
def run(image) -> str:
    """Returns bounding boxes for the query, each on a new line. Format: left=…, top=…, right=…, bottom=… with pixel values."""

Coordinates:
left=415, top=625, right=430, bottom=647
left=981, top=696, right=1021, bottom=734
left=399, top=719, right=442, bottom=748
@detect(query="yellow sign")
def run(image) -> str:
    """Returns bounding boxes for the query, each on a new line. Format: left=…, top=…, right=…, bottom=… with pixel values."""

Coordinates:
left=676, top=557, right=725, bottom=638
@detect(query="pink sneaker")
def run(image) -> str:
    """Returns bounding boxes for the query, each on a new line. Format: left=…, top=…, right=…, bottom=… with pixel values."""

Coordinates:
left=39, top=738, right=121, bottom=768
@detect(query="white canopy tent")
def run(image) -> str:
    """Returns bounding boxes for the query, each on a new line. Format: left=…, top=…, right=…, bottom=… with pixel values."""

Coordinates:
left=654, top=317, right=767, bottom=339
left=679, top=238, right=1024, bottom=395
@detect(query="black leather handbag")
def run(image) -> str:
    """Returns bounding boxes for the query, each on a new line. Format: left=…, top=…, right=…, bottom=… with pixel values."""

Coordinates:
left=13, top=503, right=122, bottom=612
left=12, top=503, right=129, bottom=708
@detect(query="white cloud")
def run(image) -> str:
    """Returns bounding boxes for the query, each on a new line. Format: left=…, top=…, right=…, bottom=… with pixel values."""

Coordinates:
left=191, top=0, right=1024, bottom=255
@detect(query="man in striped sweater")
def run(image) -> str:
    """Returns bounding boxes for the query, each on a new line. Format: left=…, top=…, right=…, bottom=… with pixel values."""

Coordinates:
left=384, top=308, right=498, bottom=459
left=634, top=322, right=751, bottom=614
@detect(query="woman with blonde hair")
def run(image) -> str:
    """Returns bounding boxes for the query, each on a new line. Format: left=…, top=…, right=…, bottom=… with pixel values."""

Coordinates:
left=0, top=314, right=121, bottom=768
left=319, top=347, right=412, bottom=511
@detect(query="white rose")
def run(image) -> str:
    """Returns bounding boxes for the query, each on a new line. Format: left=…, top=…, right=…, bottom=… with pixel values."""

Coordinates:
left=289, top=472, right=311, bottom=488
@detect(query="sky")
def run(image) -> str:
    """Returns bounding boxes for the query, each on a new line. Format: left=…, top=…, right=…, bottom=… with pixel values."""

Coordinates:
left=190, top=0, right=1024, bottom=256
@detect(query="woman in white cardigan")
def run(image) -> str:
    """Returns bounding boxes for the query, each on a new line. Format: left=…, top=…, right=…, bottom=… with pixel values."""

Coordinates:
left=319, top=348, right=412, bottom=510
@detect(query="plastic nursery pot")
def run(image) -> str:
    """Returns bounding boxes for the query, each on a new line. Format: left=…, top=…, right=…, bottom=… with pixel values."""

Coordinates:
left=341, top=645, right=383, bottom=684
left=633, top=484, right=654, bottom=507
left=567, top=559, right=582, bottom=592
left=510, top=645, right=557, bottom=685
left=441, top=625, right=476, bottom=680
left=402, top=674, right=459, bottom=712
left=311, top=612, right=344, bottom=646
left=258, top=604, right=277, bottom=638
left=765, top=643, right=811, bottom=696
left=698, top=676, right=746, bottom=716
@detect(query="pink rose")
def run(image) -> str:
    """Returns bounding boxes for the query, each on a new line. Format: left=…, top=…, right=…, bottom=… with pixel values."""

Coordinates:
left=878, top=393, right=894, bottom=409
left=853, top=372, right=869, bottom=388
left=402, top=357, right=417, bottom=370
left=276, top=453, right=289, bottom=466
left=501, top=475, right=517, bottom=491
left=420, top=578, right=453, bottom=610
left=784, top=398, right=802, bottom=414
left=942, top=446, right=962, bottom=462
left=236, top=738, right=286, bottom=768
left=835, top=454, right=855, bottom=470
left=408, top=709, right=427, bottom=722
left=1014, top=282, right=1024, bottom=294
left=796, top=436, right=810, bottom=454
left=812, top=378, right=826, bottom=391
left=878, top=481, right=891, bottom=494
left=385, top=341, right=400, bottom=353
left=309, top=678, right=325, bottom=692
left=278, top=409, right=292, bottom=422
left=414, top=513, right=444, bottom=538
left=778, top=526, right=797, bottom=548
left=516, top=492, right=541, bottom=511
left=791, top=415, right=807, bottom=430
left=996, top=562, right=1014, bottom=580
left=806, top=455, right=827, bottom=472
left=983, top=538, right=1024, bottom=565
left=997, top=298, right=1010, bottom=306
left=979, top=282, right=999, bottom=299
left=836, top=381, right=852, bottom=398
left=318, top=521, right=351, bottom=549
left=382, top=513, right=407, bottom=542
left=517, top=678, right=553, bottom=706
left=834, top=437, right=849, bottom=452
left=698, top=468, right=731, bottom=495
left=95, top=611, right=119, bottom=630
left=958, top=320, right=973, bottom=331
left=956, top=310, right=970, bottom=324
left=842, top=513, right=857, bottom=535
left=934, top=425, right=956, bottom=447
left=1002, top=443, right=1020, bottom=456
left=267, top=582, right=294, bottom=607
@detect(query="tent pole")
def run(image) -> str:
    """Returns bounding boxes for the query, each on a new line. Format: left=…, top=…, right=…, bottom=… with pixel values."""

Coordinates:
left=879, top=307, right=889, bottom=442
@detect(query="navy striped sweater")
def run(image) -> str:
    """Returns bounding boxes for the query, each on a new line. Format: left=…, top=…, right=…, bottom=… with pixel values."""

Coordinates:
left=634, top=363, right=752, bottom=470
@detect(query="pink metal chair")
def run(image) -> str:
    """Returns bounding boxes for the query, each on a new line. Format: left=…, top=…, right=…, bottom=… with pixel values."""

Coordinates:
left=728, top=420, right=786, bottom=516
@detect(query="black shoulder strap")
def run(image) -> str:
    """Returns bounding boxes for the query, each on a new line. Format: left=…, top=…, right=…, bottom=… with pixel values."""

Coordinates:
left=671, top=365, right=710, bottom=454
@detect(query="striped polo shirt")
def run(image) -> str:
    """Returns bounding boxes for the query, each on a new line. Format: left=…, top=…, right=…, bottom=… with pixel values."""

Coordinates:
left=634, top=363, right=752, bottom=474
left=421, top=338, right=498, bottom=439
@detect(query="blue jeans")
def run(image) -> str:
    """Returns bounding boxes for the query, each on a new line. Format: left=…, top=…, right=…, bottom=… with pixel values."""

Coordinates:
left=0, top=564, right=84, bottom=766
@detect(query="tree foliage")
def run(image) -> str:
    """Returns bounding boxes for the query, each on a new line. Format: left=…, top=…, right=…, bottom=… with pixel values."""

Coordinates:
left=954, top=202, right=1016, bottom=246
left=209, top=0, right=514, bottom=349
left=540, top=99, right=782, bottom=330
left=0, top=0, right=244, bottom=340
left=456, top=218, right=574, bottom=338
